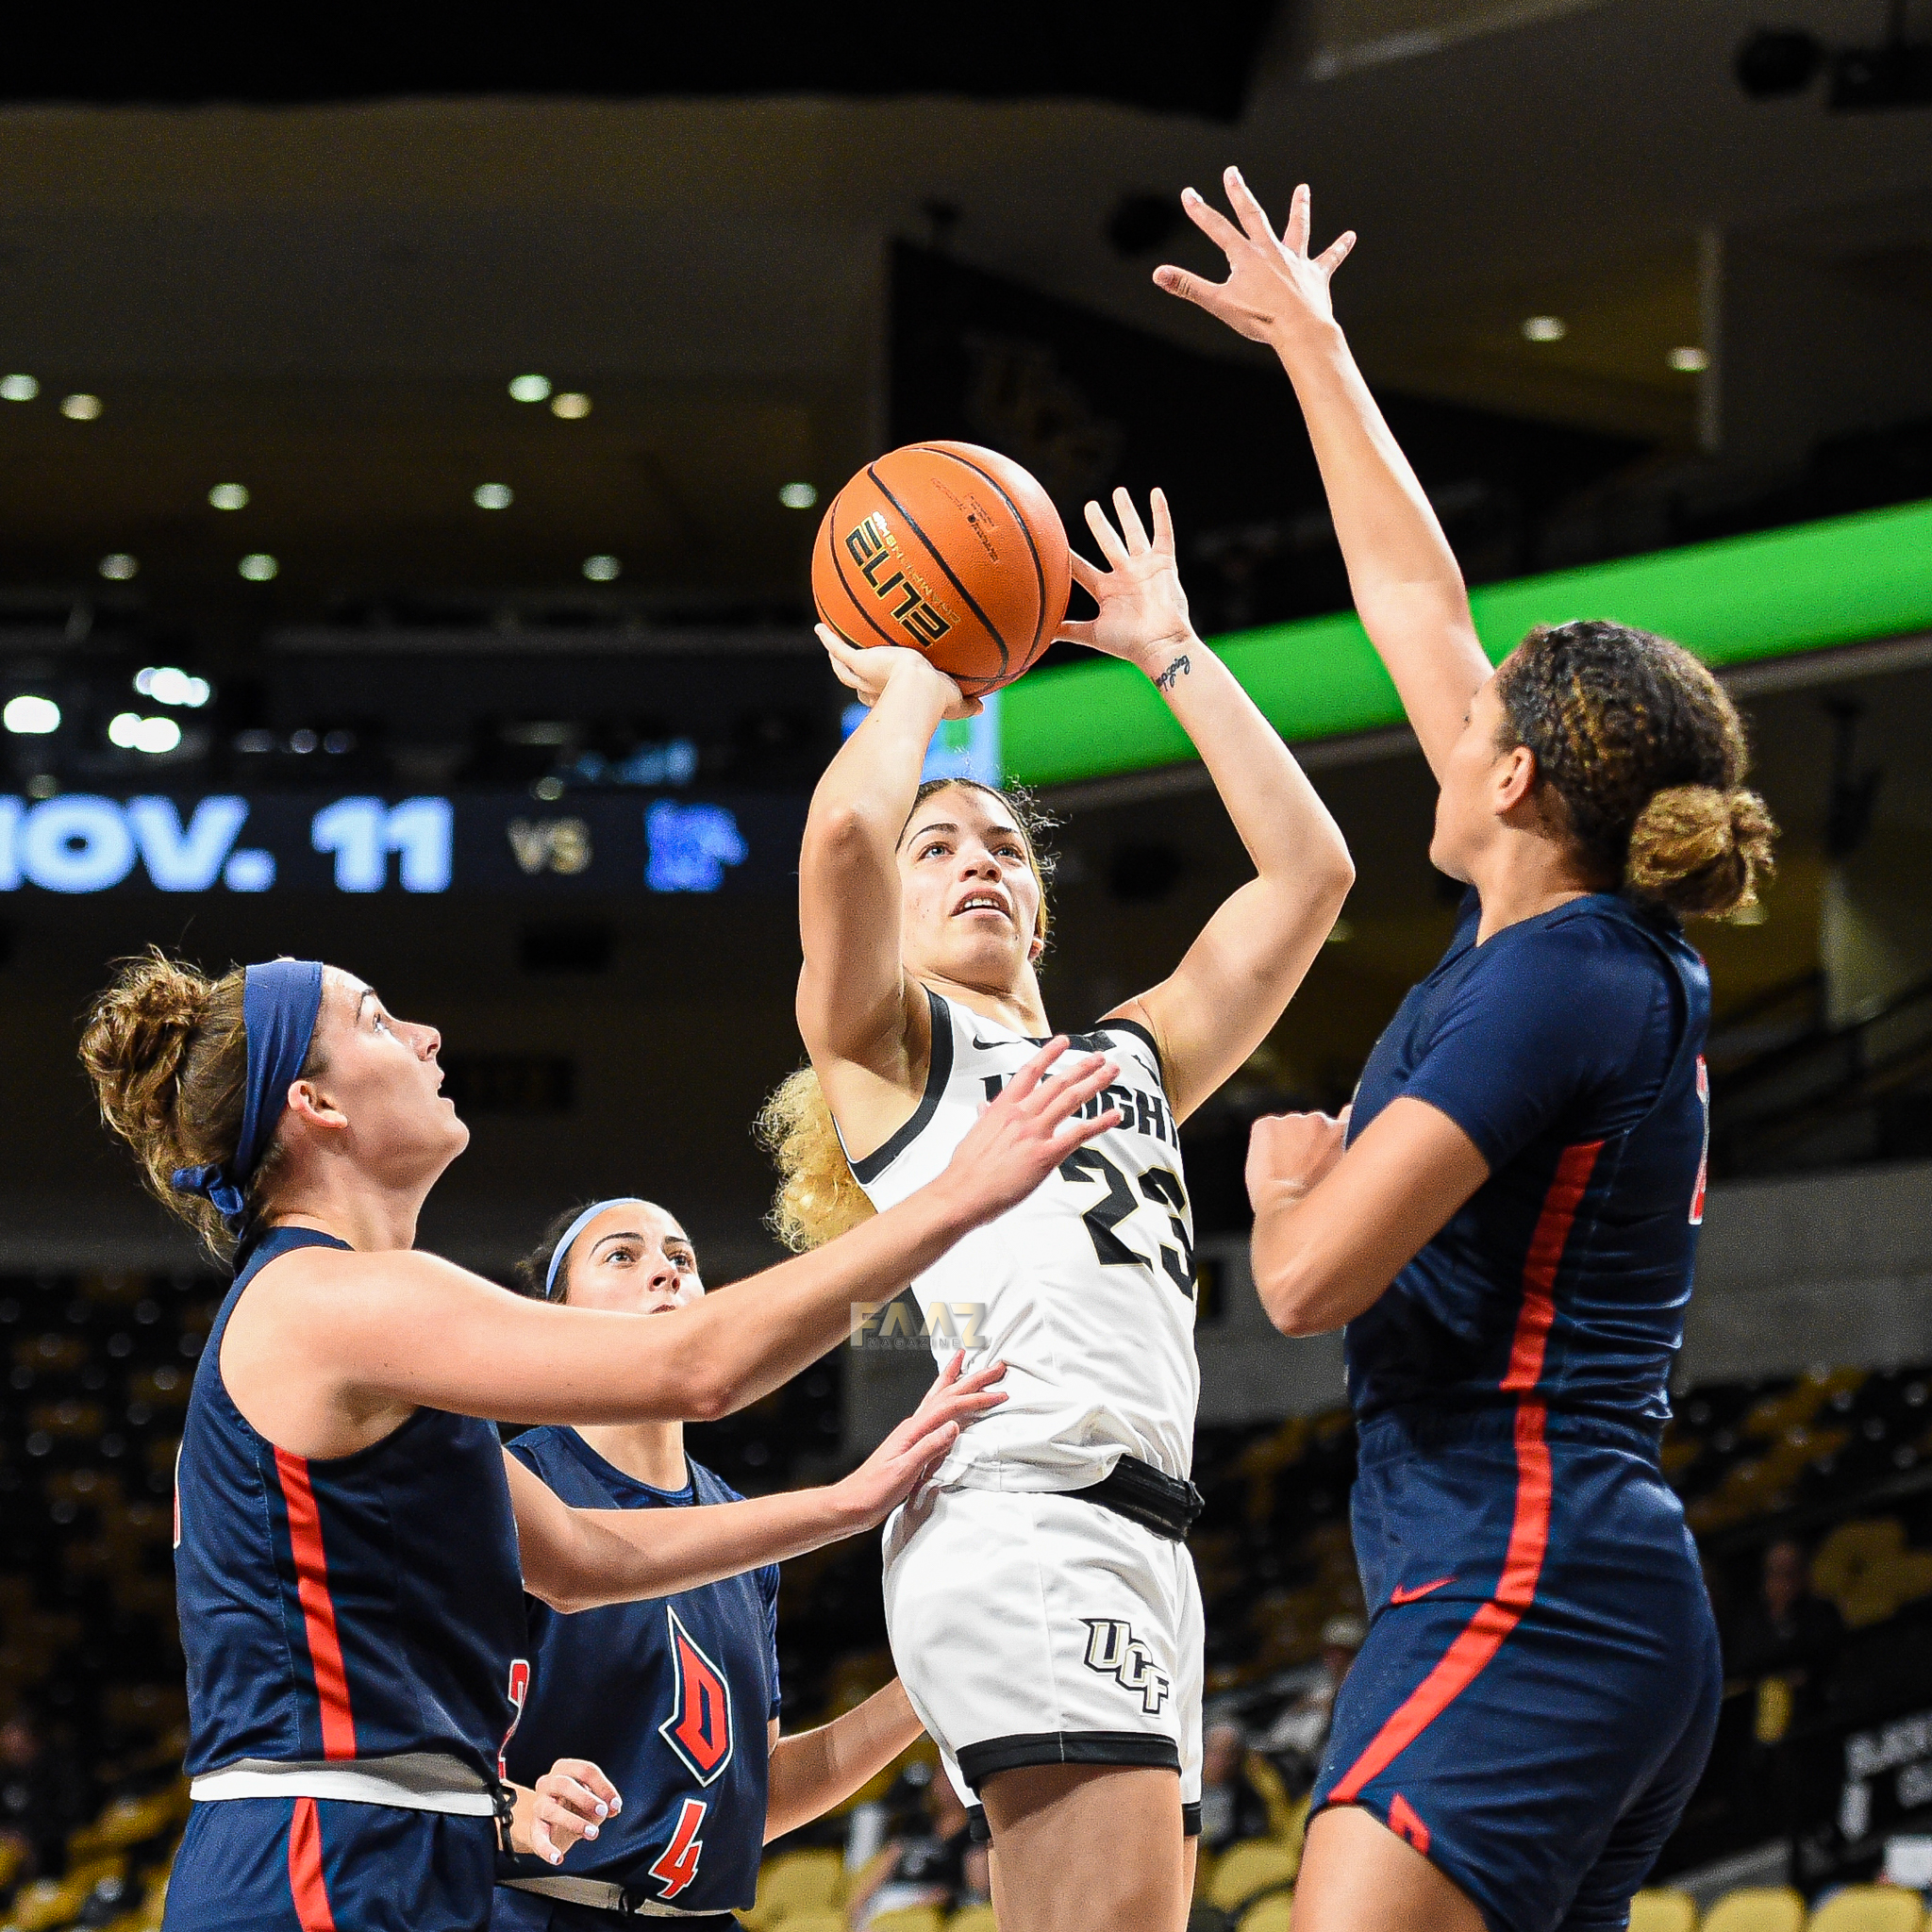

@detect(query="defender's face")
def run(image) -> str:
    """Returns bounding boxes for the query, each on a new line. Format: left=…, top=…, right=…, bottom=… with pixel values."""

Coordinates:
left=560, top=1202, right=706, bottom=1315
left=307, top=969, right=469, bottom=1177
left=1428, top=675, right=1515, bottom=881
left=896, top=785, right=1042, bottom=991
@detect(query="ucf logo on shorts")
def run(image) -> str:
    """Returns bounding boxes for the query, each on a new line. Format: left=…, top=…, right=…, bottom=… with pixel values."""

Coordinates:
left=1081, top=1618, right=1172, bottom=1715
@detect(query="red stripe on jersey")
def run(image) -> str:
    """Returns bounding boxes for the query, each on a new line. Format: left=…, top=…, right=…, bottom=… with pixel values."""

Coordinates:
left=1499, top=1140, right=1602, bottom=1394
left=287, top=1796, right=338, bottom=1932
left=1328, top=1145, right=1600, bottom=1807
left=274, top=1447, right=358, bottom=1760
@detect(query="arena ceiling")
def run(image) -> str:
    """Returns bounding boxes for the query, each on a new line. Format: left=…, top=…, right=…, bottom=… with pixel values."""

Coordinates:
left=0, top=0, right=1924, bottom=613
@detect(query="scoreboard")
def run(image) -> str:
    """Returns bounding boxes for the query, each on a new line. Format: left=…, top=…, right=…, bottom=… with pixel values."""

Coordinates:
left=0, top=791, right=806, bottom=897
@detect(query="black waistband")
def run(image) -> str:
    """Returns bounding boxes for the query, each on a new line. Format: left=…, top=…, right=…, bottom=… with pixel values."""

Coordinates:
left=1073, top=1455, right=1204, bottom=1542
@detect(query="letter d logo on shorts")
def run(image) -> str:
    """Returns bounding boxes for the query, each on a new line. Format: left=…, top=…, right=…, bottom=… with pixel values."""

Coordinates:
left=1081, top=1618, right=1172, bottom=1716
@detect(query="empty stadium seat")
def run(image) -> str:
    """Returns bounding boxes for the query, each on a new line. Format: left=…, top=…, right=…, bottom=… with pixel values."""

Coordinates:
left=1209, top=1839, right=1298, bottom=1915
left=1704, top=1887, right=1807, bottom=1932
left=1629, top=1889, right=1699, bottom=1932
left=749, top=1846, right=844, bottom=1921
left=1808, top=1886, right=1927, bottom=1932
left=1241, top=1894, right=1295, bottom=1932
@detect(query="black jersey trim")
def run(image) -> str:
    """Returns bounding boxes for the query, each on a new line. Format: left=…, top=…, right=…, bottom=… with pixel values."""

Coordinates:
left=967, top=1805, right=991, bottom=1844
left=848, top=988, right=955, bottom=1186
left=956, top=1729, right=1181, bottom=1792
left=1097, top=1016, right=1167, bottom=1092
left=1182, top=1801, right=1203, bottom=1838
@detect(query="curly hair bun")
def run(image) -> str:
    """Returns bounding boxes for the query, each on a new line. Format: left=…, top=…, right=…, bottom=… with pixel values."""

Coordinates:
left=1625, top=784, right=1778, bottom=919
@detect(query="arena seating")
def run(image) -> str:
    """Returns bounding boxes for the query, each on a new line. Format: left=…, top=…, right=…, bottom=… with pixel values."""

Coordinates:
left=11, top=1266, right=1932, bottom=1929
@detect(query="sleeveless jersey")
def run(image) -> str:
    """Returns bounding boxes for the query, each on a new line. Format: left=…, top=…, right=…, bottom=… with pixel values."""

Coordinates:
left=497, top=1430, right=779, bottom=1915
left=848, top=990, right=1199, bottom=1489
left=1344, top=891, right=1711, bottom=1426
left=176, top=1226, right=528, bottom=1787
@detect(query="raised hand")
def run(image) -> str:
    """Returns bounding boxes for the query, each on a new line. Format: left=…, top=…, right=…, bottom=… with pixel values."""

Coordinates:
left=1153, top=169, right=1357, bottom=348
left=833, top=1354, right=1009, bottom=1526
left=1056, top=487, right=1193, bottom=673
left=816, top=623, right=981, bottom=722
left=941, top=1038, right=1122, bottom=1225
left=511, top=1757, right=623, bottom=1867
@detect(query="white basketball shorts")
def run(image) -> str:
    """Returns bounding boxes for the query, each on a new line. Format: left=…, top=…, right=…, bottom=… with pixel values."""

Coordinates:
left=881, top=1482, right=1204, bottom=1831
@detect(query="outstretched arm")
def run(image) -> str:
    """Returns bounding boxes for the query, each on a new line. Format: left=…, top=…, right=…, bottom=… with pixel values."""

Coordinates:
left=227, top=1039, right=1121, bottom=1453
left=1156, top=169, right=1491, bottom=781
left=1071, top=489, right=1354, bottom=1123
left=796, top=637, right=976, bottom=1088
left=764, top=1678, right=925, bottom=1843
left=512, top=1356, right=1007, bottom=1611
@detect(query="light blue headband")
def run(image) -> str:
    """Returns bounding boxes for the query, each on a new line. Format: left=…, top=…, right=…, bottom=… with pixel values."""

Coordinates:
left=544, top=1198, right=647, bottom=1301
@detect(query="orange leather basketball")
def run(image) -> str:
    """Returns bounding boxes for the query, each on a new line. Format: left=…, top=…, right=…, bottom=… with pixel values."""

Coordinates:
left=812, top=441, right=1073, bottom=697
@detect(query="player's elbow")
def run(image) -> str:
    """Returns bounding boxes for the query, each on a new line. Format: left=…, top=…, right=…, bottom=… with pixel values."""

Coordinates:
left=1255, top=1259, right=1343, bottom=1339
left=807, top=796, right=891, bottom=867
left=680, top=1359, right=739, bottom=1424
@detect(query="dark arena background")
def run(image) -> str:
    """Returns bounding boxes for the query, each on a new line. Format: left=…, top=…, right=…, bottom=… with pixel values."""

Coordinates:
left=2, top=3, right=1931, bottom=1928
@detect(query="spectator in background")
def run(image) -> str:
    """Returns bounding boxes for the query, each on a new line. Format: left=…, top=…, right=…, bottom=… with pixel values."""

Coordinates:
left=1259, top=1614, right=1367, bottom=1792
left=845, top=1765, right=987, bottom=1927
left=0, top=1710, right=91, bottom=1881
left=1197, top=1720, right=1274, bottom=1854
left=1729, top=1538, right=1845, bottom=1732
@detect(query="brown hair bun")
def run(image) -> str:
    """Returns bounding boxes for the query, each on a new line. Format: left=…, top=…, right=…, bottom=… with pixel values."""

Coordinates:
left=1625, top=783, right=1777, bottom=919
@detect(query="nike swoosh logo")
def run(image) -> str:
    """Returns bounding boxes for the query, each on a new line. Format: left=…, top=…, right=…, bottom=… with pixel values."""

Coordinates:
left=1389, top=1576, right=1456, bottom=1605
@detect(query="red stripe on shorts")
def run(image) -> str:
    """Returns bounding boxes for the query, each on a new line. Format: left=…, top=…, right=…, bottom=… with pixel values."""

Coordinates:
left=287, top=1795, right=338, bottom=1932
left=1328, top=1141, right=1602, bottom=1807
left=274, top=1447, right=358, bottom=1760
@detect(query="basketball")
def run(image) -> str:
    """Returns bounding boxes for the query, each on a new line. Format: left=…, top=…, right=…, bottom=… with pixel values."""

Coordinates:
left=811, top=441, right=1074, bottom=697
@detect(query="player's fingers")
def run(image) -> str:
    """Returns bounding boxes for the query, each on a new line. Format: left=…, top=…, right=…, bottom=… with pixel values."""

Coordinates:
left=1178, top=185, right=1247, bottom=259
left=1281, top=181, right=1311, bottom=256
left=1082, top=498, right=1131, bottom=568
left=544, top=1774, right=610, bottom=1824
left=1316, top=230, right=1357, bottom=276
left=1151, top=264, right=1241, bottom=325
left=1014, top=1051, right=1108, bottom=1122
left=1149, top=486, right=1176, bottom=555
left=1056, top=1107, right=1125, bottom=1155
left=1068, top=550, right=1106, bottom=595
left=1223, top=165, right=1277, bottom=248
left=1001, top=1035, right=1070, bottom=1104
left=1054, top=619, right=1098, bottom=650
left=1112, top=487, right=1152, bottom=556
left=531, top=1820, right=564, bottom=1865
left=1048, top=1053, right=1120, bottom=1114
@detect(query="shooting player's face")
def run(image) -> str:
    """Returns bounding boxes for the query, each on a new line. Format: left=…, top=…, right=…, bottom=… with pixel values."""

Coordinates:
left=896, top=785, right=1043, bottom=992
left=558, top=1201, right=706, bottom=1315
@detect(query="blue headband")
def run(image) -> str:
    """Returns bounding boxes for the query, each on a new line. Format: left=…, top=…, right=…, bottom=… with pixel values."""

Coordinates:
left=544, top=1198, right=647, bottom=1301
left=171, top=958, right=325, bottom=1235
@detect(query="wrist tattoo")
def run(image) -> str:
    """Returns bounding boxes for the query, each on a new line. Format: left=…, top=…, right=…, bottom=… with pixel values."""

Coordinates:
left=1154, top=654, right=1191, bottom=693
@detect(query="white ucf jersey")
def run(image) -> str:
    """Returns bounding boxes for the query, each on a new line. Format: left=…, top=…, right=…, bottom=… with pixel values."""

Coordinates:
left=848, top=989, right=1200, bottom=1491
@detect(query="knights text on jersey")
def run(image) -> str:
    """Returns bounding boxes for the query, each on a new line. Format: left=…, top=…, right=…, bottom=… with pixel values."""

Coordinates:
left=848, top=990, right=1200, bottom=1490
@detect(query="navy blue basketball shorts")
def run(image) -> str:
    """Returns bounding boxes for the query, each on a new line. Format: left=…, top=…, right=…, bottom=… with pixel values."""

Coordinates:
left=1311, top=1407, right=1723, bottom=1932
left=164, top=1795, right=497, bottom=1932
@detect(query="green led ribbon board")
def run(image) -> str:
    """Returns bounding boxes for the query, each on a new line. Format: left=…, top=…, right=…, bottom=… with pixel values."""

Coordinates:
left=1001, top=496, right=1932, bottom=788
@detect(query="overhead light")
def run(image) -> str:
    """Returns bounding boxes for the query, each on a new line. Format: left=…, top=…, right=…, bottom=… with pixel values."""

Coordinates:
left=290, top=728, right=318, bottom=753
left=238, top=553, right=279, bottom=581
left=1668, top=346, right=1710, bottom=373
left=533, top=776, right=565, bottom=801
left=3, top=694, right=60, bottom=735
left=233, top=729, right=275, bottom=754
left=508, top=374, right=553, bottom=403
left=778, top=481, right=820, bottom=509
left=0, top=375, right=38, bottom=402
left=1521, top=316, right=1567, bottom=343
left=582, top=555, right=621, bottom=582
left=108, top=712, right=182, bottom=755
left=474, top=483, right=513, bottom=510
left=324, top=729, right=355, bottom=754
left=135, top=666, right=212, bottom=708
left=98, top=554, right=138, bottom=581
left=551, top=392, right=591, bottom=420
left=60, top=392, right=103, bottom=420
left=208, top=483, right=250, bottom=510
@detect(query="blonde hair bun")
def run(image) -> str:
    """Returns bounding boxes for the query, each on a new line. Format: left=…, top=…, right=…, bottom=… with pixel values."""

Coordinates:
left=1625, top=783, right=1777, bottom=919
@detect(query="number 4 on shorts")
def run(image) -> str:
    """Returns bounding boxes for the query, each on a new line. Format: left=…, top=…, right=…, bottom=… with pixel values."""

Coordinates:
left=647, top=1797, right=708, bottom=1899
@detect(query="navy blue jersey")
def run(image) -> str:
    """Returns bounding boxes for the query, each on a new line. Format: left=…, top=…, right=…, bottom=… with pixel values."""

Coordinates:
left=1344, top=891, right=1710, bottom=1427
left=497, top=1429, right=780, bottom=1915
left=177, top=1226, right=528, bottom=1784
